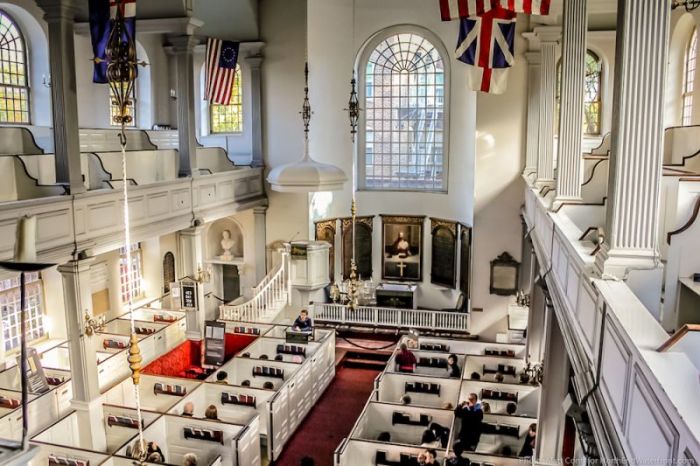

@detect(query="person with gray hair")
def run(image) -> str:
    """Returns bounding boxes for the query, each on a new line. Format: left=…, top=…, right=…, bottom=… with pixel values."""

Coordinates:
left=183, top=453, right=198, bottom=466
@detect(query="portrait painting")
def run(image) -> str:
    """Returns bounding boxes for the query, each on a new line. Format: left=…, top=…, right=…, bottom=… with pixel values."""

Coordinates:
left=381, top=215, right=424, bottom=281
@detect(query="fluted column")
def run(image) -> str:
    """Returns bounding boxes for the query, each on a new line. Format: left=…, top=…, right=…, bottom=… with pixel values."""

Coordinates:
left=245, top=55, right=264, bottom=168
left=596, top=0, right=670, bottom=277
left=167, top=35, right=200, bottom=178
left=554, top=0, right=588, bottom=207
left=36, top=0, right=85, bottom=194
left=523, top=51, right=541, bottom=182
left=535, top=28, right=561, bottom=188
left=253, top=206, right=268, bottom=283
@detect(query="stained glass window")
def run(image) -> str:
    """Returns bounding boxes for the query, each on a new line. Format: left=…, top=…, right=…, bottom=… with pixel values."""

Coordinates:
left=0, top=11, right=29, bottom=124
left=210, top=64, right=243, bottom=133
left=682, top=29, right=697, bottom=126
left=555, top=50, right=602, bottom=135
left=362, top=32, right=447, bottom=192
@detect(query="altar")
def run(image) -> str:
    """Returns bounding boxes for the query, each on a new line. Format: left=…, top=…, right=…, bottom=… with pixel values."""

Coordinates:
left=375, top=283, right=417, bottom=309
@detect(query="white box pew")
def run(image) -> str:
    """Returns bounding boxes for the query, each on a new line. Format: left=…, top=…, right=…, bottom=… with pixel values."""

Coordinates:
left=102, top=405, right=161, bottom=453
left=102, top=374, right=201, bottom=413
left=114, top=413, right=255, bottom=466
left=197, top=147, right=238, bottom=174
left=350, top=402, right=454, bottom=448
left=309, top=330, right=336, bottom=399
left=387, top=350, right=466, bottom=379
left=39, top=345, right=72, bottom=371
left=92, top=149, right=180, bottom=186
left=80, top=128, right=156, bottom=153
left=462, top=356, right=527, bottom=384
left=209, top=357, right=299, bottom=391
left=118, top=308, right=185, bottom=325
left=169, top=382, right=274, bottom=436
left=580, top=156, right=609, bottom=204
left=454, top=413, right=537, bottom=457
left=0, top=127, right=44, bottom=155
left=336, top=438, right=447, bottom=466
left=459, top=381, right=540, bottom=418
left=238, top=337, right=319, bottom=363
left=663, top=124, right=700, bottom=165
left=117, top=309, right=186, bottom=352
left=144, top=129, right=178, bottom=150
left=31, top=411, right=149, bottom=454
left=222, top=321, right=274, bottom=337
left=262, top=324, right=333, bottom=341
left=27, top=443, right=109, bottom=466
left=101, top=318, right=166, bottom=337
left=415, top=337, right=526, bottom=358
left=456, top=451, right=526, bottom=466
left=0, top=389, right=37, bottom=441
left=376, top=372, right=461, bottom=409
left=0, top=156, right=66, bottom=202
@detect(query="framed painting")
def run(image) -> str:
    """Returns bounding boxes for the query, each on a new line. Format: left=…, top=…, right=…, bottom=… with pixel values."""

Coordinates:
left=381, top=215, right=424, bottom=281
left=430, top=218, right=457, bottom=288
left=341, top=216, right=373, bottom=279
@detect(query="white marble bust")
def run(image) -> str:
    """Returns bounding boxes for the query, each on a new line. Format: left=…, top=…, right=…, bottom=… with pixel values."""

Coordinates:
left=220, top=229, right=235, bottom=261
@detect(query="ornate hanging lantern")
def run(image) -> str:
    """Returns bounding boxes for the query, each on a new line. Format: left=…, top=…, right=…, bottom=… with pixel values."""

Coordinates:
left=346, top=72, right=361, bottom=142
left=105, top=0, right=139, bottom=128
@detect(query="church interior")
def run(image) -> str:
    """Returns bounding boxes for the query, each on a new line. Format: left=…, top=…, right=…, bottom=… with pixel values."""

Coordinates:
left=0, top=0, right=698, bottom=465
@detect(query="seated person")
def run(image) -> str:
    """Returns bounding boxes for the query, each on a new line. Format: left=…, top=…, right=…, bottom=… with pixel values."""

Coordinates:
left=241, top=379, right=251, bottom=387
left=215, top=371, right=229, bottom=384
left=446, top=442, right=470, bottom=466
left=292, top=309, right=314, bottom=332
left=377, top=432, right=392, bottom=442
left=420, top=429, right=441, bottom=448
left=205, top=405, right=218, bottom=420
left=446, top=354, right=461, bottom=378
left=146, top=442, right=165, bottom=463
left=519, top=423, right=537, bottom=458
left=430, top=422, right=450, bottom=448
left=400, top=395, right=412, bottom=405
left=263, top=381, right=275, bottom=390
left=395, top=343, right=417, bottom=372
left=418, top=449, right=438, bottom=465
left=182, top=401, right=194, bottom=417
left=183, top=453, right=198, bottom=466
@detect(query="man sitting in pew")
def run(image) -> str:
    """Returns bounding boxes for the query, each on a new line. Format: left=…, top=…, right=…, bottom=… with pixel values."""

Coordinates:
left=292, top=309, right=314, bottom=332
left=396, top=343, right=418, bottom=373
left=454, top=393, right=483, bottom=451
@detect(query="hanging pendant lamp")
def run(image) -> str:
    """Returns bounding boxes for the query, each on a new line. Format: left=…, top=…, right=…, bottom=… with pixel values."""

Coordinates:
left=267, top=63, right=347, bottom=193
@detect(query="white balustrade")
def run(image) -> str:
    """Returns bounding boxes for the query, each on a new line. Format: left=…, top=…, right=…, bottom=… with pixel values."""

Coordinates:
left=313, top=303, right=469, bottom=333
left=219, top=252, right=291, bottom=323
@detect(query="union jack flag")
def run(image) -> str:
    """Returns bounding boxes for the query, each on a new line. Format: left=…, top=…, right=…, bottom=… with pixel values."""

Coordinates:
left=456, top=7, right=516, bottom=94
left=439, top=0, right=551, bottom=20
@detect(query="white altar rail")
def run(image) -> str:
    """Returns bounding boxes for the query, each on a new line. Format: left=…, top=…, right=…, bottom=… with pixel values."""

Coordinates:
left=523, top=183, right=700, bottom=463
left=312, top=303, right=470, bottom=333
left=219, top=251, right=291, bottom=323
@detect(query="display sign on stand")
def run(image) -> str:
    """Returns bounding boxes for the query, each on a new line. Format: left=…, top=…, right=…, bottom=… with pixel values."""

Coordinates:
left=204, top=320, right=226, bottom=366
left=180, top=281, right=198, bottom=311
left=18, top=348, right=50, bottom=394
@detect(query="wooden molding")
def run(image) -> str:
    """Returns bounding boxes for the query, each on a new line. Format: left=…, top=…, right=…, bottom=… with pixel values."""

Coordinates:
left=657, top=324, right=700, bottom=352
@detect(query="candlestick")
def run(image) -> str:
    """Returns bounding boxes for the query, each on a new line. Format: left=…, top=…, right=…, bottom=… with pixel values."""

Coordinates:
left=14, top=216, right=37, bottom=263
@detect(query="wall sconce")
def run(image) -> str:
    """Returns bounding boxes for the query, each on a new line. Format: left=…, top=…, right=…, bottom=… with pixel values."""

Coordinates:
left=169, top=88, right=177, bottom=100
left=195, top=264, right=211, bottom=284
left=84, top=312, right=105, bottom=336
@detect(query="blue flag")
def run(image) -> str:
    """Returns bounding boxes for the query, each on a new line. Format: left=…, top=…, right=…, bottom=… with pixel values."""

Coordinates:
left=89, top=0, right=137, bottom=84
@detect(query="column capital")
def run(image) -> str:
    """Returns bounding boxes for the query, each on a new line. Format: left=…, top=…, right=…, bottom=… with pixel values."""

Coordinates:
left=36, top=0, right=82, bottom=21
left=534, top=26, right=562, bottom=44
left=244, top=55, right=264, bottom=69
left=522, top=32, right=541, bottom=51
left=166, top=34, right=201, bottom=55
left=57, top=256, right=96, bottom=275
left=253, top=206, right=268, bottom=215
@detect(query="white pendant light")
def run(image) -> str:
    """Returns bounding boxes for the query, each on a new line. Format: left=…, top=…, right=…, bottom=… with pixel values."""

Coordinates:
left=267, top=64, right=347, bottom=193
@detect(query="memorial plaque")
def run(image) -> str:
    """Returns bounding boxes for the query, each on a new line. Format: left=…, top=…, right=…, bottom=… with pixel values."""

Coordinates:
left=430, top=218, right=457, bottom=288
left=181, top=281, right=197, bottom=310
left=460, top=226, right=472, bottom=297
left=342, top=216, right=374, bottom=279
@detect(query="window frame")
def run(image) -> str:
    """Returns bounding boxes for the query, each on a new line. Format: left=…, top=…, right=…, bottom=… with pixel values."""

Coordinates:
left=583, top=50, right=603, bottom=136
left=208, top=63, right=243, bottom=135
left=682, top=28, right=697, bottom=126
left=0, top=272, right=46, bottom=354
left=120, top=243, right=144, bottom=303
left=357, top=25, right=451, bottom=194
left=0, top=9, right=31, bottom=125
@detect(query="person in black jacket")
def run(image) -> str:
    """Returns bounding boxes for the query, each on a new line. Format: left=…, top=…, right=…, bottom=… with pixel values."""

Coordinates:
left=519, top=423, right=537, bottom=458
left=454, top=393, right=483, bottom=451
left=446, top=354, right=461, bottom=378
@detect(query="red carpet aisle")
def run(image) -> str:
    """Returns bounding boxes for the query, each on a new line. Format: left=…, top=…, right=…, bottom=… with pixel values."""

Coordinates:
left=273, top=365, right=381, bottom=466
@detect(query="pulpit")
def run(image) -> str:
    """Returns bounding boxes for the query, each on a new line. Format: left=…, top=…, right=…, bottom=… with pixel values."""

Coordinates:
left=375, top=283, right=417, bottom=309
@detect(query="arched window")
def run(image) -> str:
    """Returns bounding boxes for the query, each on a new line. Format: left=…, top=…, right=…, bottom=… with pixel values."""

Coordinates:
left=555, top=50, right=602, bottom=135
left=0, top=11, right=29, bottom=124
left=682, top=28, right=697, bottom=126
left=361, top=31, right=448, bottom=192
left=163, top=252, right=175, bottom=293
left=210, top=64, right=243, bottom=133
left=583, top=51, right=602, bottom=135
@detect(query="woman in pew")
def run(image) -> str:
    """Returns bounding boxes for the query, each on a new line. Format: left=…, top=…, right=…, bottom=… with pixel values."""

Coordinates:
left=420, top=429, right=441, bottom=448
left=205, top=404, right=219, bottom=420
left=418, top=449, right=438, bottom=465
left=183, top=453, right=198, bottom=466
left=446, top=354, right=461, bottom=378
left=395, top=343, right=417, bottom=372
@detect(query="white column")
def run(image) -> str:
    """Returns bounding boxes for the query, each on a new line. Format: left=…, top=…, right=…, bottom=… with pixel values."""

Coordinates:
left=253, top=206, right=268, bottom=283
left=178, top=226, right=206, bottom=339
left=36, top=0, right=85, bottom=194
left=168, top=35, right=199, bottom=178
left=534, top=28, right=561, bottom=188
left=245, top=55, right=264, bottom=168
left=596, top=0, right=670, bottom=277
left=523, top=50, right=542, bottom=182
left=57, top=258, right=107, bottom=451
left=554, top=0, right=588, bottom=207
left=535, top=305, right=570, bottom=462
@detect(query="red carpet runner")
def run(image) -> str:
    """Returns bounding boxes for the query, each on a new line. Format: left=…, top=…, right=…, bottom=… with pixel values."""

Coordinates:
left=273, top=365, right=380, bottom=466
